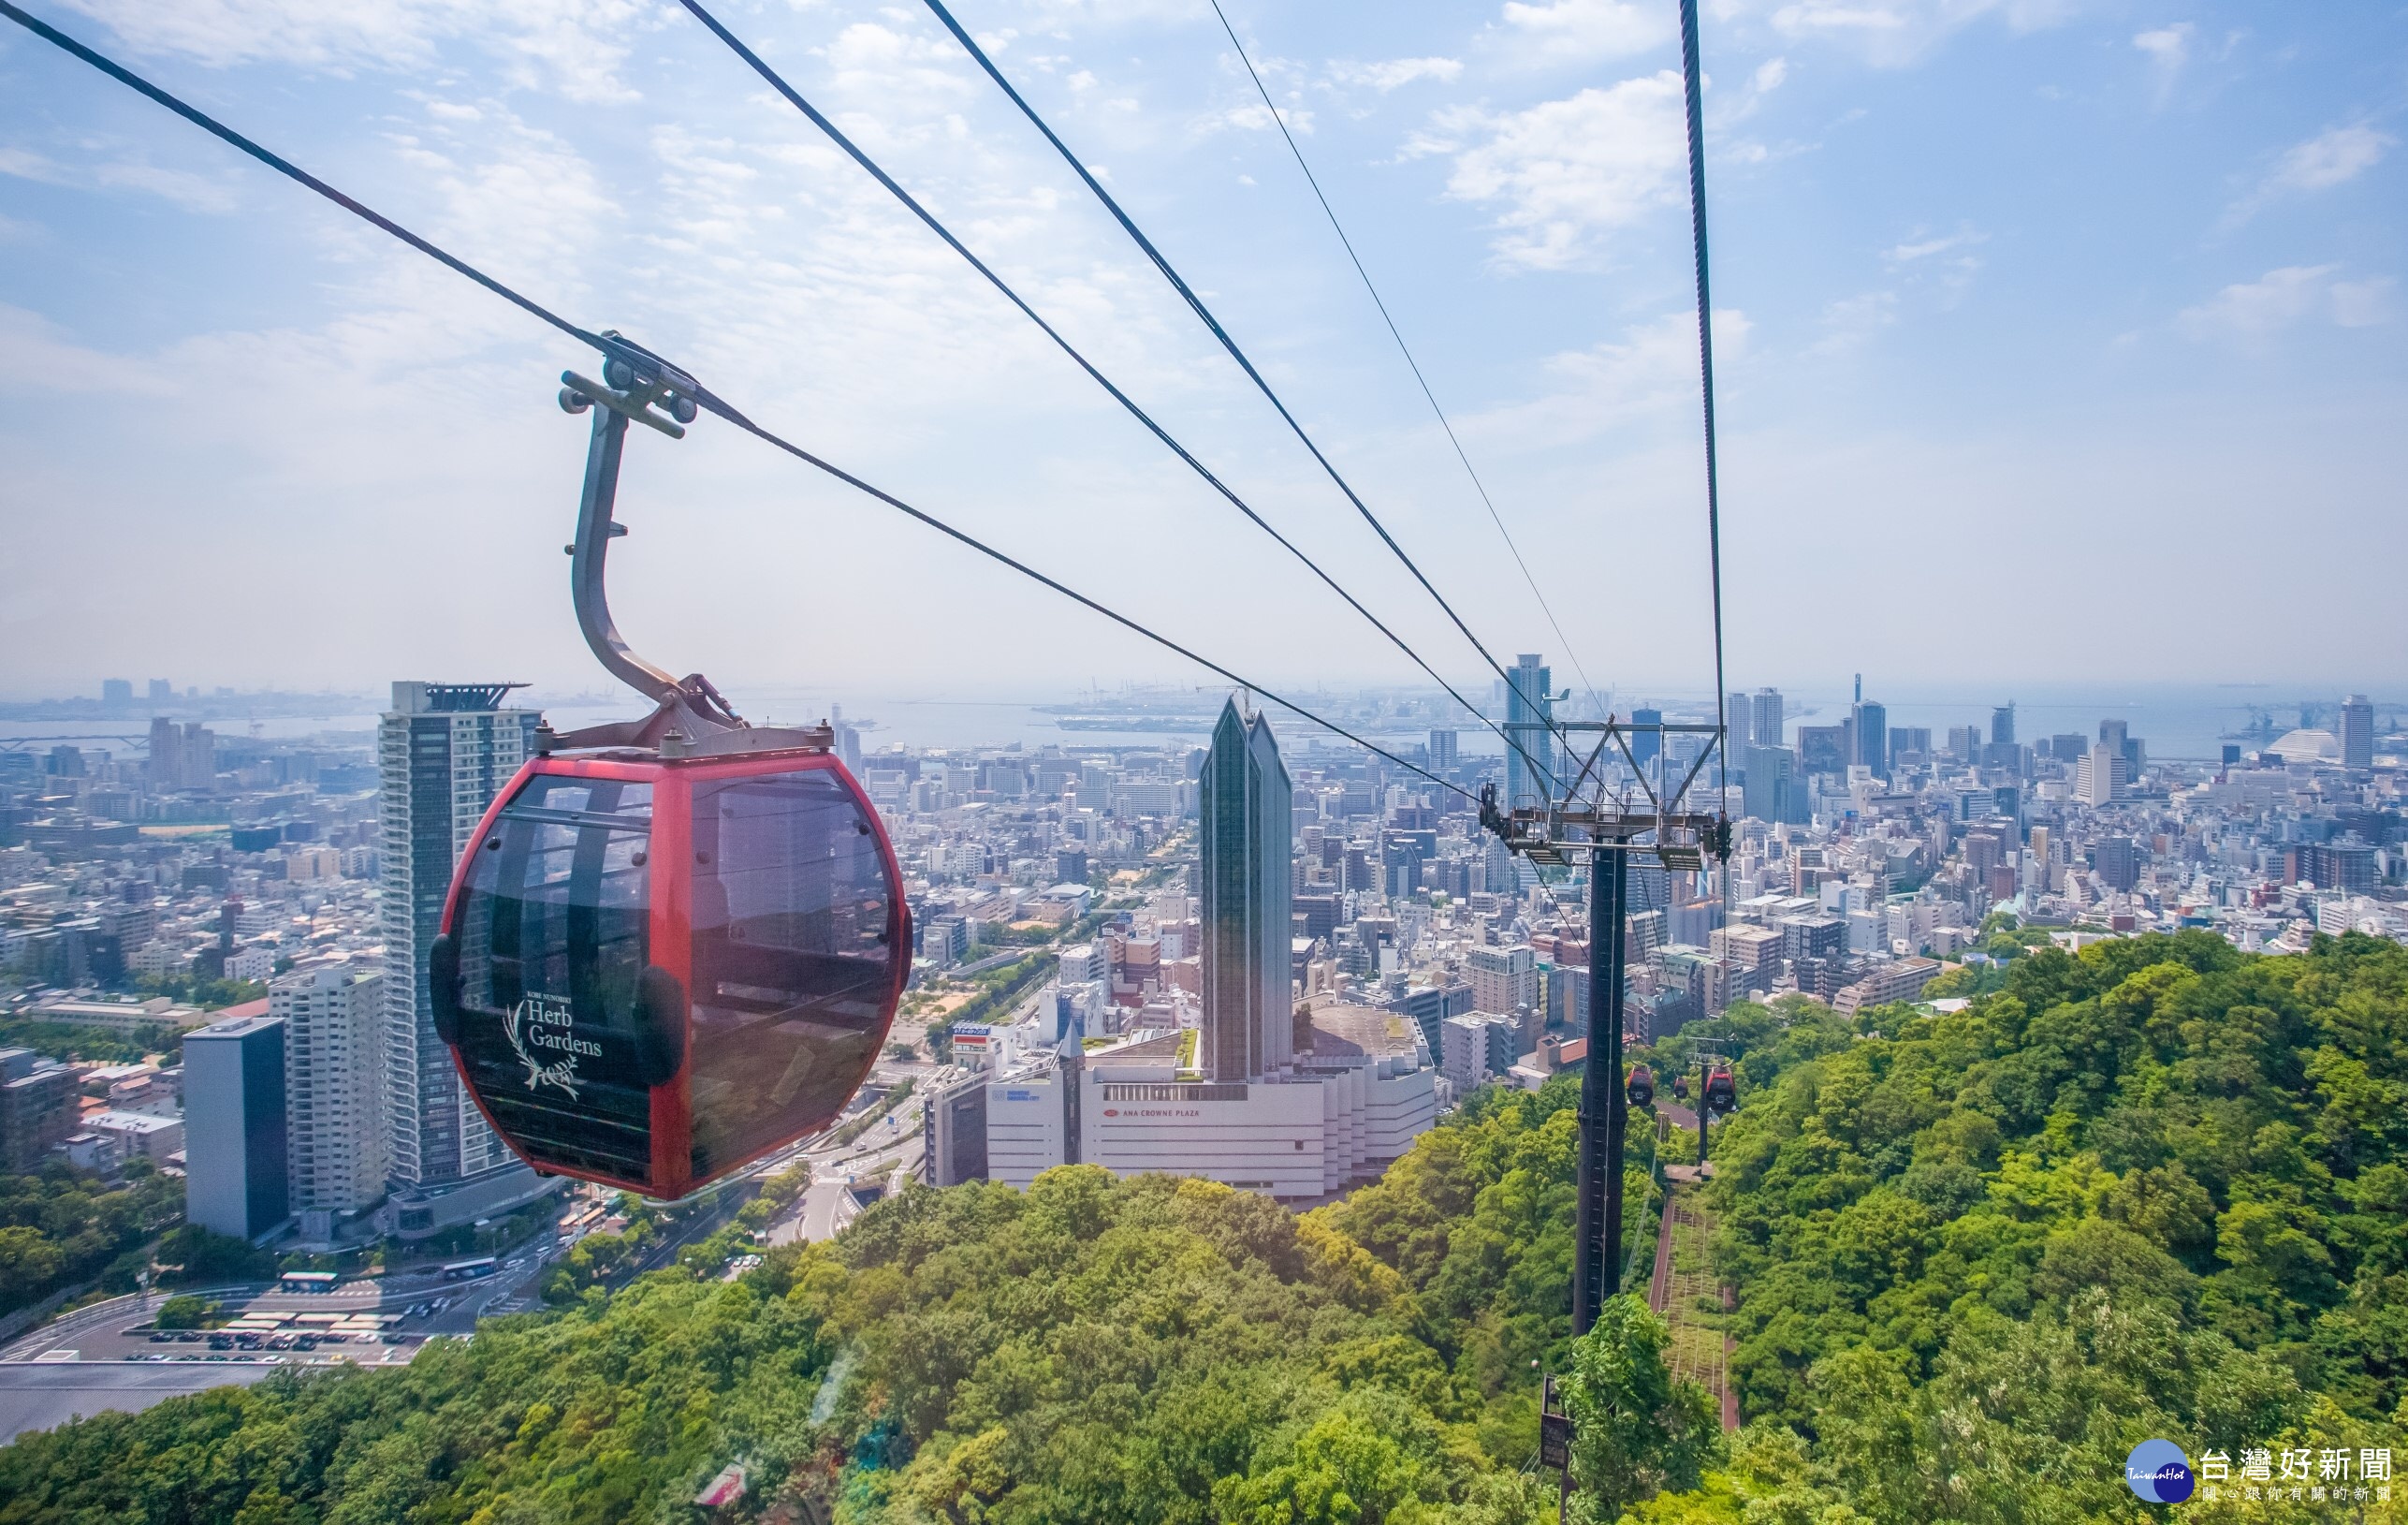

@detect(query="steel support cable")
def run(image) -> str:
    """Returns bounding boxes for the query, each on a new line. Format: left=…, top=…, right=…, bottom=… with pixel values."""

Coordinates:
left=673, top=0, right=1555, bottom=794
left=916, top=0, right=1577, bottom=770
left=696, top=395, right=1478, bottom=804
left=0, top=0, right=1473, bottom=807
left=1677, top=0, right=1732, bottom=829
left=1193, top=0, right=1602, bottom=716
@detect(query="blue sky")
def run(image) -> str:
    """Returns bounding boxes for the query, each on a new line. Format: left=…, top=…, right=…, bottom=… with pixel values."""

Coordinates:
left=0, top=0, right=2401, bottom=713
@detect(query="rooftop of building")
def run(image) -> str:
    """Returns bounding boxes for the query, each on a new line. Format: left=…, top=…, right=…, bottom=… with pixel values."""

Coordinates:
left=1087, top=1030, right=1182, bottom=1066
left=188, top=1011, right=280, bottom=1039
left=1306, top=1004, right=1425, bottom=1062
left=87, top=1108, right=180, bottom=1133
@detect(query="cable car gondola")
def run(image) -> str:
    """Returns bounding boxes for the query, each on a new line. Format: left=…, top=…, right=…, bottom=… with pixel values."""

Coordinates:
left=1671, top=1074, right=1689, bottom=1102
left=1703, top=1064, right=1737, bottom=1116
left=1625, top=1063, right=1655, bottom=1107
left=428, top=339, right=907, bottom=1198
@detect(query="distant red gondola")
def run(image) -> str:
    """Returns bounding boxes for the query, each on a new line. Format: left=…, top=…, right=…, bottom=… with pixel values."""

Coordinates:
left=427, top=338, right=907, bottom=1197
left=1625, top=1063, right=1655, bottom=1107
left=1703, top=1064, right=1737, bottom=1115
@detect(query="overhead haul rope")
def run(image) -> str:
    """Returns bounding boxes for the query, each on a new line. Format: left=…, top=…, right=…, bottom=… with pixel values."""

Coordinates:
left=673, top=0, right=1562, bottom=796
left=1190, top=0, right=1604, bottom=719
left=0, top=0, right=1478, bottom=807
left=912, top=0, right=1579, bottom=777
left=1678, top=0, right=1734, bottom=836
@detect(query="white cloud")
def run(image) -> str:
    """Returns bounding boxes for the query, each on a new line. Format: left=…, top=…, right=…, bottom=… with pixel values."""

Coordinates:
left=55, top=0, right=649, bottom=103
left=2176, top=264, right=2393, bottom=339
left=1710, top=55, right=1789, bottom=135
left=1884, top=225, right=1987, bottom=297
left=823, top=21, right=978, bottom=112
left=0, top=306, right=177, bottom=394
left=2329, top=277, right=2397, bottom=330
left=2133, top=22, right=2189, bottom=104
left=2224, top=124, right=2395, bottom=227
left=1885, top=228, right=1982, bottom=262
left=1467, top=309, right=1747, bottom=448
left=2268, top=124, right=2393, bottom=194
left=1427, top=72, right=1689, bottom=270
left=1328, top=57, right=1465, bottom=92
left=1738, top=0, right=2084, bottom=67
left=1811, top=288, right=1897, bottom=354
left=1200, top=102, right=1314, bottom=137
left=0, top=143, right=239, bottom=213
left=1493, top=0, right=1671, bottom=66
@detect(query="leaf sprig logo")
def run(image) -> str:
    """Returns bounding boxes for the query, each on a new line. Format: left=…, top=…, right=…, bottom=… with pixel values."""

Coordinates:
left=2127, top=1440, right=2196, bottom=1503
left=504, top=994, right=591, bottom=1100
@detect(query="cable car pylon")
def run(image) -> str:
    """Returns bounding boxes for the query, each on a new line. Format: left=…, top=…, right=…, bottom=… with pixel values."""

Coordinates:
left=424, top=345, right=910, bottom=1200
left=1481, top=718, right=1729, bottom=1334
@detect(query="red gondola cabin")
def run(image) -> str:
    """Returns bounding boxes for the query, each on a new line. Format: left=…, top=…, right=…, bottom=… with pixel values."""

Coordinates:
left=1703, top=1064, right=1737, bottom=1116
left=428, top=748, right=907, bottom=1198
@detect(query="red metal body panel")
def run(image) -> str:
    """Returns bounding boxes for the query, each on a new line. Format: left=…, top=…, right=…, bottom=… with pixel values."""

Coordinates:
left=650, top=764, right=693, bottom=1195
left=437, top=747, right=907, bottom=1199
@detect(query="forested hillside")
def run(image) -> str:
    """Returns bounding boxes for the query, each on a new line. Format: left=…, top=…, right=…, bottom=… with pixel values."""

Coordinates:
left=0, top=1085, right=1592, bottom=1524
left=1, top=932, right=2401, bottom=1524
left=1630, top=931, right=2408, bottom=1523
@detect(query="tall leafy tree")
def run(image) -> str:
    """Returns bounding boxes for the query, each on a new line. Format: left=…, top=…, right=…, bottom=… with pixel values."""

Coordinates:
left=1560, top=1294, right=1718, bottom=1520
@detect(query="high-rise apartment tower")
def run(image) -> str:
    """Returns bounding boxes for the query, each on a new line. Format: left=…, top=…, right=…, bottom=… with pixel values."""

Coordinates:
left=274, top=961, right=387, bottom=1221
left=378, top=682, right=539, bottom=1188
left=1749, top=689, right=1784, bottom=753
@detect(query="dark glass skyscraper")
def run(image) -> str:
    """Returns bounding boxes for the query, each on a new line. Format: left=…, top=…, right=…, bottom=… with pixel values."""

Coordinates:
left=2340, top=695, right=2373, bottom=770
left=1505, top=653, right=1554, bottom=811
left=1851, top=700, right=1887, bottom=778
left=1630, top=707, right=1662, bottom=770
left=1199, top=696, right=1292, bottom=1084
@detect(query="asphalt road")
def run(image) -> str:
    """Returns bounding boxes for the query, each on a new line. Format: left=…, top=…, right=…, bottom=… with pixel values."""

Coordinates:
left=766, top=1110, right=926, bottom=1248
left=0, top=1359, right=276, bottom=1444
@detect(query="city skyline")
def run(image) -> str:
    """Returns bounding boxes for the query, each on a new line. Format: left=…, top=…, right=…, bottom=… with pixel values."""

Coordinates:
left=4, top=0, right=2404, bottom=1503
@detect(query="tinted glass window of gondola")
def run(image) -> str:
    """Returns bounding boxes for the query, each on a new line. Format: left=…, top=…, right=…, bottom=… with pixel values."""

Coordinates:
left=687, top=768, right=897, bottom=1180
left=453, top=776, right=656, bottom=1182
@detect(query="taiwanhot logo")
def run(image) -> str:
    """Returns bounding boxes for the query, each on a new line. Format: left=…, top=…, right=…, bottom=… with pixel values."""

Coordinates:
left=2126, top=1440, right=2196, bottom=1503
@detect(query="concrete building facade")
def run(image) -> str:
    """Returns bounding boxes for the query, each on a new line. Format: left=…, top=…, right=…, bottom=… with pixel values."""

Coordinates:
left=378, top=682, right=538, bottom=1190
left=273, top=961, right=387, bottom=1218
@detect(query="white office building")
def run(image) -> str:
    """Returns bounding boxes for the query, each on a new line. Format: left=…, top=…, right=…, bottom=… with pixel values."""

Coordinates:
left=2076, top=744, right=2132, bottom=806
left=1441, top=1012, right=1521, bottom=1092
left=274, top=960, right=387, bottom=1221
left=966, top=1004, right=1438, bottom=1200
